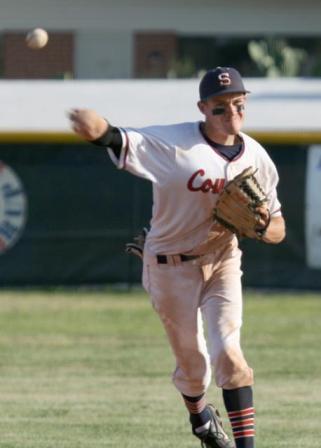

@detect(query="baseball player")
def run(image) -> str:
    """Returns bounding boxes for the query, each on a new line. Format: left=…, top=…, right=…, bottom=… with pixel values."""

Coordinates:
left=69, top=67, right=286, bottom=448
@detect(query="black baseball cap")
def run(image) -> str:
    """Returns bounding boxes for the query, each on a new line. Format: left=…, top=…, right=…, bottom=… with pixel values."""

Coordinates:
left=199, top=67, right=250, bottom=101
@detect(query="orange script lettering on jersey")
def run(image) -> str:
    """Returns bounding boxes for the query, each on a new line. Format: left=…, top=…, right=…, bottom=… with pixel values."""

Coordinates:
left=187, top=170, right=225, bottom=193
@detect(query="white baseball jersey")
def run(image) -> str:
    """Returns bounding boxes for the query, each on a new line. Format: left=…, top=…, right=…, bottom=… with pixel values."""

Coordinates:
left=108, top=122, right=282, bottom=255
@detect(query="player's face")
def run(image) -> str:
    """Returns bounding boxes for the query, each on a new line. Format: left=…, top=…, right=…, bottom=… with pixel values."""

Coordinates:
left=198, top=93, right=246, bottom=140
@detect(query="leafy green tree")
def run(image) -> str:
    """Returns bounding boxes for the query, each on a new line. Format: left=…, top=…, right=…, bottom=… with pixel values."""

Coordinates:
left=248, top=38, right=307, bottom=77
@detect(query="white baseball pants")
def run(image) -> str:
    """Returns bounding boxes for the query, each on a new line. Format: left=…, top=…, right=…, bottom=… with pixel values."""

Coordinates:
left=143, top=245, right=253, bottom=396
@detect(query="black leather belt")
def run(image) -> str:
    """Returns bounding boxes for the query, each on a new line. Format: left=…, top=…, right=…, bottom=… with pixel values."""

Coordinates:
left=156, top=254, right=200, bottom=264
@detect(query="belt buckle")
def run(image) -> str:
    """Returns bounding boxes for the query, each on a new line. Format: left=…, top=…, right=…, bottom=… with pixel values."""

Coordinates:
left=163, top=255, right=181, bottom=266
left=156, top=254, right=183, bottom=265
left=156, top=254, right=200, bottom=265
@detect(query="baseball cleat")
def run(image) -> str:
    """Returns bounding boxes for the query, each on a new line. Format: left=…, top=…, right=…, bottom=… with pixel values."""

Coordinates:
left=193, top=404, right=235, bottom=448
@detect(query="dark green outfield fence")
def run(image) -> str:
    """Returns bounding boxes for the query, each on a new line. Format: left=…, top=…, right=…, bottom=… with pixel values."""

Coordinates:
left=0, top=141, right=320, bottom=289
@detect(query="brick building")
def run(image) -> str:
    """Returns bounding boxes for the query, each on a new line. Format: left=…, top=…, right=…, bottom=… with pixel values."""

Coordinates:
left=0, top=0, right=321, bottom=79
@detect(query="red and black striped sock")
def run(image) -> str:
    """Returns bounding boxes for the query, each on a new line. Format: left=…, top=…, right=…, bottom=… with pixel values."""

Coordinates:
left=182, top=393, right=211, bottom=432
left=223, top=386, right=255, bottom=448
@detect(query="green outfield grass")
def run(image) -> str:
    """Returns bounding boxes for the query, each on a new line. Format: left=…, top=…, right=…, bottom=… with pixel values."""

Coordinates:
left=0, top=288, right=320, bottom=447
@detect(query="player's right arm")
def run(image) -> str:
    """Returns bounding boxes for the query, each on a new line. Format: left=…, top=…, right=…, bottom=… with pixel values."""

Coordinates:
left=69, top=108, right=123, bottom=158
left=69, top=108, right=175, bottom=183
left=69, top=109, right=108, bottom=141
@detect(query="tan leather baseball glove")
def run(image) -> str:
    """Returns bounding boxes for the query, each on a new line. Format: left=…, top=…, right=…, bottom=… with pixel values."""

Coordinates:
left=213, top=166, right=270, bottom=239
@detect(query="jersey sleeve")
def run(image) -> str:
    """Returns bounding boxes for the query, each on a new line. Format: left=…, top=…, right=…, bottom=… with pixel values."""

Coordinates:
left=107, top=126, right=176, bottom=184
left=256, top=148, right=282, bottom=217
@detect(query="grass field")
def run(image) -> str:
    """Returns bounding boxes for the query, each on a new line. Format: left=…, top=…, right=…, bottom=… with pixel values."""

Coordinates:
left=0, top=288, right=320, bottom=448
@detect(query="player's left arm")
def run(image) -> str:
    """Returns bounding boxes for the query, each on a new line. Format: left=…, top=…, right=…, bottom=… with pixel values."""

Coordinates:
left=255, top=149, right=286, bottom=244
left=260, top=214, right=286, bottom=244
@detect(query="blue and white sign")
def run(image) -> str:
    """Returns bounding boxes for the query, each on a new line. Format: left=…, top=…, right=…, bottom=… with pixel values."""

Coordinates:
left=0, top=161, right=27, bottom=254
left=305, top=145, right=321, bottom=269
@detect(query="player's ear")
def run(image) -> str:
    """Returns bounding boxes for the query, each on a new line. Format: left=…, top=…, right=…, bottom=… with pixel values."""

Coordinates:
left=197, top=100, right=206, bottom=115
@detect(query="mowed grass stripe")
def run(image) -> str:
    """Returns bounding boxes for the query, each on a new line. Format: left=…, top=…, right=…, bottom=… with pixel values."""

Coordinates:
left=0, top=289, right=320, bottom=447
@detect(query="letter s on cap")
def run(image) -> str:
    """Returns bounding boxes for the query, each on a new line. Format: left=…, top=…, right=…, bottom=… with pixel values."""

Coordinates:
left=218, top=73, right=231, bottom=86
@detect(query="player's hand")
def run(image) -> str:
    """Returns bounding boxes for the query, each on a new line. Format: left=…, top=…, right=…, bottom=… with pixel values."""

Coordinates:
left=255, top=206, right=270, bottom=229
left=68, top=108, right=108, bottom=141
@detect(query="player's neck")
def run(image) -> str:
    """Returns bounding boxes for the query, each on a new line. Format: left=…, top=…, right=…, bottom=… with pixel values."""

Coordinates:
left=202, top=122, right=239, bottom=146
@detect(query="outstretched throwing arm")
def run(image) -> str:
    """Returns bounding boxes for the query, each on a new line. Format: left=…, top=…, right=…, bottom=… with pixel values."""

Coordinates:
left=69, top=109, right=108, bottom=141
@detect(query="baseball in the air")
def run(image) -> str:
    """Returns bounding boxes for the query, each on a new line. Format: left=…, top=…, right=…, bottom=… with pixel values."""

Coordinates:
left=26, top=28, right=49, bottom=49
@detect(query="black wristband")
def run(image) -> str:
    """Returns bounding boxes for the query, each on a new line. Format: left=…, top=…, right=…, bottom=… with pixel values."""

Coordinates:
left=91, top=125, right=122, bottom=150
